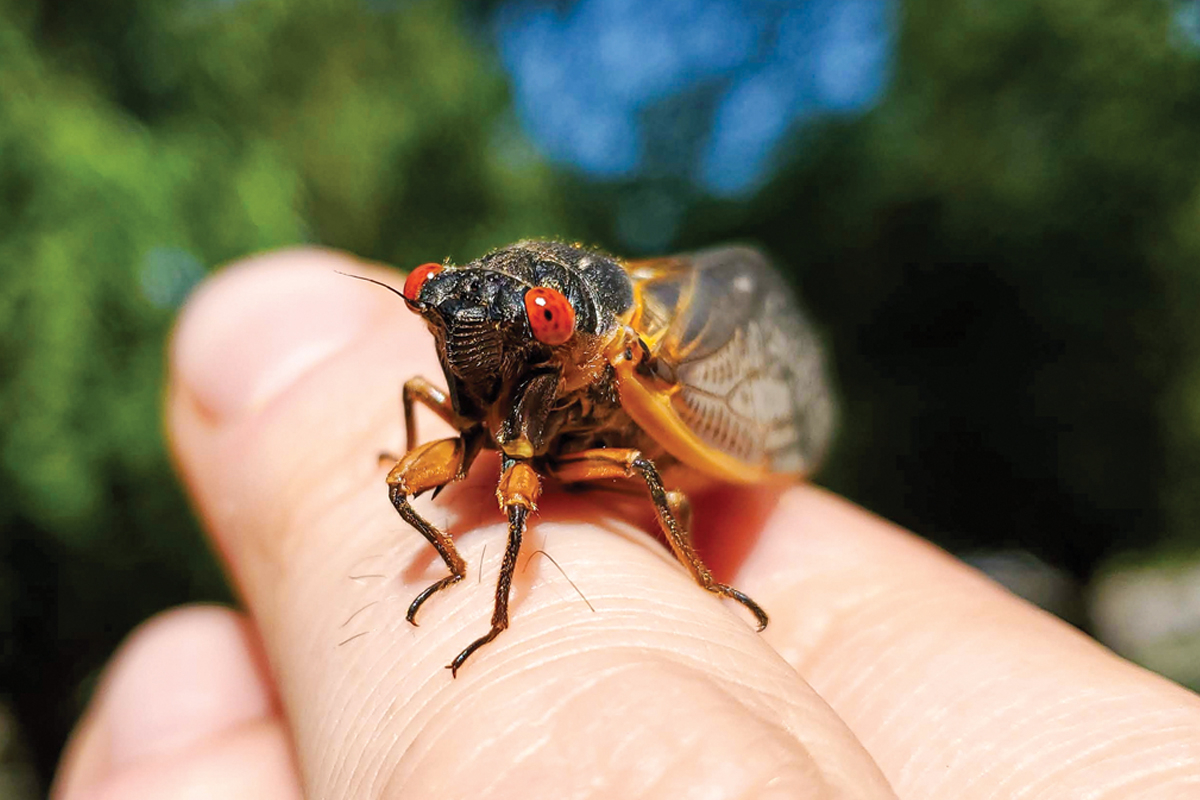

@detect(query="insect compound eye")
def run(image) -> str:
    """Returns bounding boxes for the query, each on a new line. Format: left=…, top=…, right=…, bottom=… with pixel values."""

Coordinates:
left=524, top=286, right=576, bottom=345
left=403, top=262, right=443, bottom=308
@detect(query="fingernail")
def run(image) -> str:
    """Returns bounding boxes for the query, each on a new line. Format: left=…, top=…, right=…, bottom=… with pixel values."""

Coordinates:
left=101, top=607, right=273, bottom=773
left=172, top=248, right=386, bottom=423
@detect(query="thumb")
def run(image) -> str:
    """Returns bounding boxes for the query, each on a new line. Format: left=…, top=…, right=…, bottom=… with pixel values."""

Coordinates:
left=166, top=247, right=894, bottom=799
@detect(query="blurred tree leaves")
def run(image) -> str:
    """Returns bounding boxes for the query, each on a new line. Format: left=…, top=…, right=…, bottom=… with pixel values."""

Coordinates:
left=673, top=0, right=1200, bottom=574
left=0, top=0, right=565, bottom=781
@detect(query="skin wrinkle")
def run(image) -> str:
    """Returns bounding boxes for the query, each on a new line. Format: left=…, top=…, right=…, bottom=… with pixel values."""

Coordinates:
left=329, top=624, right=413, bottom=798
left=962, top=666, right=1194, bottom=797
left=327, top=590, right=397, bottom=782
left=297, top=522, right=883, bottom=796
left=418, top=517, right=748, bottom=651
left=729, top=775, right=812, bottom=800
left=600, top=668, right=714, bottom=792
left=995, top=703, right=1148, bottom=796
left=280, top=526, right=411, bottom=795
left=502, top=626, right=766, bottom=695
left=778, top=574, right=908, bottom=677
left=354, top=629, right=529, bottom=795
left=875, top=654, right=1084, bottom=793
left=960, top=692, right=1161, bottom=797
left=324, top=593, right=457, bottom=796
left=1084, top=745, right=1200, bottom=799
left=642, top=723, right=796, bottom=800
left=393, top=662, right=720, bottom=791
left=333, top=585, right=868, bottom=796
left=948, top=693, right=1084, bottom=795
left=811, top=611, right=954, bottom=767
left=175, top=400, right=1171, bottom=800
left=707, top=690, right=862, bottom=799
left=169, top=414, right=372, bottom=789
left=310, top=625, right=362, bottom=794
left=390, top=670, right=574, bottom=796
left=411, top=663, right=827, bottom=800
left=880, top=626, right=1033, bottom=742
left=1011, top=722, right=1198, bottom=800
left=1124, top=775, right=1200, bottom=800
left=380, top=663, right=543, bottom=792
left=472, top=664, right=687, bottom=799
left=738, top=494, right=1200, bottom=800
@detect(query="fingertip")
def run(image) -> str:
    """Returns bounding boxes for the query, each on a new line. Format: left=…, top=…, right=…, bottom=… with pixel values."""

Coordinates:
left=53, top=605, right=281, bottom=799
left=87, top=721, right=303, bottom=800
left=169, top=247, right=404, bottom=425
left=105, top=606, right=276, bottom=769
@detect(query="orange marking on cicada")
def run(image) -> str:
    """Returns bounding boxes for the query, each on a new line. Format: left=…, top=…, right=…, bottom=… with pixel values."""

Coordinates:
left=524, top=286, right=576, bottom=345
left=403, top=262, right=443, bottom=306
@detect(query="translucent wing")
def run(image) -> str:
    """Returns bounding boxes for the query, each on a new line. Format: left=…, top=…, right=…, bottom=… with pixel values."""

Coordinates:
left=627, top=246, right=835, bottom=475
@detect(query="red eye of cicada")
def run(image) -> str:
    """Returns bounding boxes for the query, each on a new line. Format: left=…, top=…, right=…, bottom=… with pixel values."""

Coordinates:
left=524, top=286, right=576, bottom=345
left=403, top=263, right=443, bottom=307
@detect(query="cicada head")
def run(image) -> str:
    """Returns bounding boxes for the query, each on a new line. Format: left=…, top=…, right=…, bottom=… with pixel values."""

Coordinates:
left=405, top=241, right=634, bottom=422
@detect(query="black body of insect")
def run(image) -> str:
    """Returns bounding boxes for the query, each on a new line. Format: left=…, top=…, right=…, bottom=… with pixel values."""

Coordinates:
left=359, top=240, right=834, bottom=675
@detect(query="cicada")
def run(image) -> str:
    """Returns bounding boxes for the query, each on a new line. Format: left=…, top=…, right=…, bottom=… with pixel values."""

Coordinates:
left=363, top=241, right=834, bottom=675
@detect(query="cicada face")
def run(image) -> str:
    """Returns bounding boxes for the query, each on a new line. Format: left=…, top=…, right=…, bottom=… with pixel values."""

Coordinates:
left=402, top=241, right=634, bottom=422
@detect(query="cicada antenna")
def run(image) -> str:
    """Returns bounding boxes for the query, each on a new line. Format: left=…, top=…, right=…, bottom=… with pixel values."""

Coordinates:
left=334, top=270, right=407, bottom=302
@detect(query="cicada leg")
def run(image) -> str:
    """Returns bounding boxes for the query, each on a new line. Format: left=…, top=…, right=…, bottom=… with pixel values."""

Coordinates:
left=380, top=376, right=471, bottom=465
left=549, top=448, right=769, bottom=631
left=448, top=457, right=541, bottom=677
left=379, top=374, right=472, bottom=470
left=387, top=430, right=484, bottom=624
left=402, top=376, right=471, bottom=453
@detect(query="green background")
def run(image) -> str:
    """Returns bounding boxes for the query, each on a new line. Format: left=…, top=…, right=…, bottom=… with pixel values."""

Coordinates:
left=4, top=0, right=1200, bottom=792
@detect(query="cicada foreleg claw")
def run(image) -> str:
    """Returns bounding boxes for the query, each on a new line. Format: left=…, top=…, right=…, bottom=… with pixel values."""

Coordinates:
left=549, top=448, right=769, bottom=631
left=387, top=435, right=480, bottom=625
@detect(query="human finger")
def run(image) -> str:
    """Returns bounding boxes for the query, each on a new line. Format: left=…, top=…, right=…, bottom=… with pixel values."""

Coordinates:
left=165, top=248, right=896, bottom=799
left=52, top=605, right=302, bottom=800
left=734, top=487, right=1200, bottom=799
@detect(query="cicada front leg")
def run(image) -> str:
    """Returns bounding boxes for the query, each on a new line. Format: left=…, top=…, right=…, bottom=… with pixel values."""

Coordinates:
left=550, top=448, right=769, bottom=630
left=387, top=426, right=485, bottom=625
left=447, top=457, right=541, bottom=676
left=379, top=376, right=471, bottom=466
left=402, top=376, right=472, bottom=453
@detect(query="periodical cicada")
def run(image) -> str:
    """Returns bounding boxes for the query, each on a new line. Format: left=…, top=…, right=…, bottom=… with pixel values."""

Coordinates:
left=357, top=241, right=835, bottom=675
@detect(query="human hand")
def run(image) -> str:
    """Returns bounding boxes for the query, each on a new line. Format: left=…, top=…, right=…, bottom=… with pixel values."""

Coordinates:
left=53, top=249, right=1200, bottom=799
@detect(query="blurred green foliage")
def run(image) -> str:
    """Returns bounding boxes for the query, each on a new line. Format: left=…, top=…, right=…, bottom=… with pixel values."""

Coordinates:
left=4, top=0, right=1200, bottom=789
left=0, top=0, right=569, bottom=783
left=676, top=0, right=1200, bottom=575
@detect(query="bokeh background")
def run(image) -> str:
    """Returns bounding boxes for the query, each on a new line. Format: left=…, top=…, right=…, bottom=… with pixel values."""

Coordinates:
left=5, top=0, right=1200, bottom=793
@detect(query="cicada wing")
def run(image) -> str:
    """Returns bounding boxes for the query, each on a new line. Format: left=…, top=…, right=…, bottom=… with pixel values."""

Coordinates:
left=626, top=246, right=836, bottom=475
